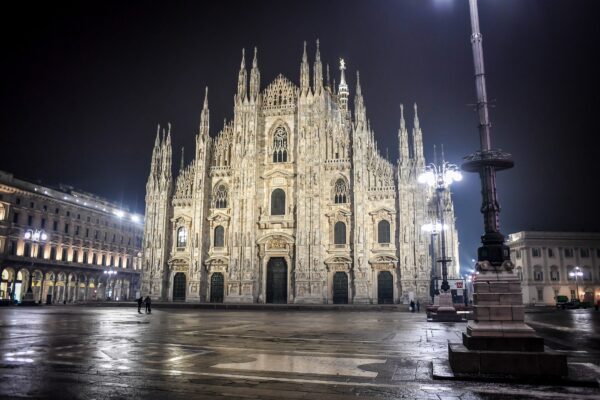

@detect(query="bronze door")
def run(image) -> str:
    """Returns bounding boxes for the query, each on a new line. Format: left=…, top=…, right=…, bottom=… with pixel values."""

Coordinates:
left=210, top=273, right=224, bottom=303
left=266, top=258, right=287, bottom=304
left=173, top=272, right=186, bottom=301
left=333, top=272, right=348, bottom=304
left=378, top=271, right=394, bottom=304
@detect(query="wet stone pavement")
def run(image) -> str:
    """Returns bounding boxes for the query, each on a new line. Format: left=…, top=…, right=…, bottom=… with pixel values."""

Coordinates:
left=0, top=306, right=598, bottom=399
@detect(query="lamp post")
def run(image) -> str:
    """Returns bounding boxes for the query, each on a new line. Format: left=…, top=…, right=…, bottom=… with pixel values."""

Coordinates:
left=418, top=159, right=462, bottom=293
left=569, top=266, right=583, bottom=301
left=422, top=220, right=447, bottom=302
left=104, top=270, right=117, bottom=300
left=22, top=229, right=48, bottom=304
left=448, top=1, right=567, bottom=377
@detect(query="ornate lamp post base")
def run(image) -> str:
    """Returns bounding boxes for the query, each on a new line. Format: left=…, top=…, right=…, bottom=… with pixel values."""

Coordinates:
left=449, top=263, right=567, bottom=377
left=429, top=291, right=462, bottom=322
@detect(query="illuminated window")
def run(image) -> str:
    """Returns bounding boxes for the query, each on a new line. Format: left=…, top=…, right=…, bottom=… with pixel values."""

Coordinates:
left=334, top=221, right=346, bottom=245
left=378, top=220, right=390, bottom=244
left=177, top=227, right=188, bottom=247
left=214, top=226, right=224, bottom=247
left=271, top=189, right=285, bottom=215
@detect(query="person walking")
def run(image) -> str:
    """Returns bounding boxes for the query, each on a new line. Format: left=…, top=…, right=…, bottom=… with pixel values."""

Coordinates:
left=137, top=296, right=143, bottom=314
left=144, top=296, right=152, bottom=314
left=416, top=300, right=421, bottom=313
left=410, top=300, right=415, bottom=313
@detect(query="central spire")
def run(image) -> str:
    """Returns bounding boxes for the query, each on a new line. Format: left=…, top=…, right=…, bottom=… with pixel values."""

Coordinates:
left=338, top=58, right=349, bottom=111
left=300, top=41, right=310, bottom=95
left=249, top=47, right=260, bottom=101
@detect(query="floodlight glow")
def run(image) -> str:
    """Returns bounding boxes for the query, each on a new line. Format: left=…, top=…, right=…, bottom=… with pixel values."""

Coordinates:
left=24, top=231, right=31, bottom=240
left=131, top=215, right=140, bottom=222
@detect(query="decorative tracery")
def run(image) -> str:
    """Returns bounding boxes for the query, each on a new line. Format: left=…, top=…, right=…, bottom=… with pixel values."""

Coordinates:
left=272, top=127, right=288, bottom=163
left=214, top=184, right=228, bottom=208
left=334, top=178, right=348, bottom=204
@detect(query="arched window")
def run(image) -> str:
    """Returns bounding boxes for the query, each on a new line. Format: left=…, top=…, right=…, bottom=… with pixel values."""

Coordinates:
left=334, top=221, right=346, bottom=245
left=271, top=189, right=286, bottom=215
left=378, top=220, right=390, bottom=244
left=334, top=179, right=348, bottom=204
left=533, top=267, right=543, bottom=281
left=550, top=267, right=559, bottom=281
left=214, top=226, right=224, bottom=247
left=272, top=127, right=288, bottom=163
left=177, top=227, right=188, bottom=247
left=214, top=185, right=228, bottom=208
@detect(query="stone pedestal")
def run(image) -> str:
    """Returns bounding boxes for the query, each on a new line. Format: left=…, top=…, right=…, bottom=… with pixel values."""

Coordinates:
left=449, top=263, right=567, bottom=377
left=430, top=292, right=462, bottom=322
left=20, top=291, right=39, bottom=306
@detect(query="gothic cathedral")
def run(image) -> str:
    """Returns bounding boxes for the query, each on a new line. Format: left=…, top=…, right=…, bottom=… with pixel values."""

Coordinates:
left=141, top=41, right=460, bottom=304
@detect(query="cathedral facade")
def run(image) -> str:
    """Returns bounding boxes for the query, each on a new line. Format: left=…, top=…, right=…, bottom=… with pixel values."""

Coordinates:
left=141, top=42, right=460, bottom=304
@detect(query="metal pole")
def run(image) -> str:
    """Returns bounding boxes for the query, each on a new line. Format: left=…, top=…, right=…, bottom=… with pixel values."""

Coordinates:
left=463, top=0, right=514, bottom=267
left=430, top=231, right=436, bottom=302
left=437, top=187, right=449, bottom=292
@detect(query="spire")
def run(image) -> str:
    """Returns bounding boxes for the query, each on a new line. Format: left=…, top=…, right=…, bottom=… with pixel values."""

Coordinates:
left=199, top=87, right=209, bottom=137
left=236, top=48, right=247, bottom=103
left=249, top=47, right=260, bottom=101
left=354, top=71, right=366, bottom=126
left=326, top=63, right=331, bottom=90
left=412, top=103, right=424, bottom=167
left=161, top=123, right=173, bottom=182
left=300, top=41, right=310, bottom=95
left=313, top=39, right=323, bottom=94
left=398, top=104, right=410, bottom=163
left=179, top=146, right=185, bottom=172
left=151, top=124, right=162, bottom=176
left=338, top=58, right=349, bottom=111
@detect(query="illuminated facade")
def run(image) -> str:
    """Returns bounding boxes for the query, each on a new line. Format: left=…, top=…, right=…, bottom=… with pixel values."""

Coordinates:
left=507, top=231, right=600, bottom=305
left=0, top=170, right=143, bottom=303
left=142, top=42, right=460, bottom=304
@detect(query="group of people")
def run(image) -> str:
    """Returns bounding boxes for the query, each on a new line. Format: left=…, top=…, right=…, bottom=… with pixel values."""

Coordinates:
left=409, top=299, right=421, bottom=312
left=137, top=296, right=152, bottom=314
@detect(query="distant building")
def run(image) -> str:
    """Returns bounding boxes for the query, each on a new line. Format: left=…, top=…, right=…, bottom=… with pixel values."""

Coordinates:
left=507, top=231, right=600, bottom=305
left=0, top=170, right=143, bottom=303
left=142, top=43, right=460, bottom=304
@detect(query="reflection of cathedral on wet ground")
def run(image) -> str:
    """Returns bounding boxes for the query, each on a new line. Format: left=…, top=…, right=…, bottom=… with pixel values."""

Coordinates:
left=141, top=41, right=460, bottom=304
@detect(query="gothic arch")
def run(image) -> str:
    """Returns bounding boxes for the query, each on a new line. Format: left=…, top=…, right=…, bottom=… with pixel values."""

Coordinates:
left=267, top=119, right=293, bottom=163
left=212, top=181, right=229, bottom=208
left=331, top=175, right=349, bottom=204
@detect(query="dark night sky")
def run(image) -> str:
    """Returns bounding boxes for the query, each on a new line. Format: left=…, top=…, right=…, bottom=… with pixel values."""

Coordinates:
left=1, top=0, right=599, bottom=273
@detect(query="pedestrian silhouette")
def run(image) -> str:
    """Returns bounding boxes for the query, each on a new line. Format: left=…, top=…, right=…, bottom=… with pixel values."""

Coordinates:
left=137, top=296, right=143, bottom=314
left=416, top=300, right=420, bottom=313
left=410, top=300, right=415, bottom=313
left=144, top=296, right=152, bottom=314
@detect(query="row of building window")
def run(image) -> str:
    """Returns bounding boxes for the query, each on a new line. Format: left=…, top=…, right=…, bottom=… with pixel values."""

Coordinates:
left=175, top=220, right=392, bottom=250
left=518, top=266, right=595, bottom=282
left=9, top=241, right=132, bottom=267
left=212, top=180, right=351, bottom=211
left=11, top=201, right=141, bottom=234
left=11, top=212, right=141, bottom=246
left=517, top=247, right=599, bottom=259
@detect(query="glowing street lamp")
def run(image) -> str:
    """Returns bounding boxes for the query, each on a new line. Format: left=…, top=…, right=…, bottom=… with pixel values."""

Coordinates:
left=104, top=270, right=117, bottom=300
left=22, top=229, right=48, bottom=303
left=568, top=266, right=583, bottom=301
left=418, top=160, right=462, bottom=293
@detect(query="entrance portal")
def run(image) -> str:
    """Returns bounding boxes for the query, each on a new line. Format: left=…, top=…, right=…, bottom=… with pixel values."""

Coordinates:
left=266, top=257, right=287, bottom=304
left=210, top=273, right=224, bottom=303
left=377, top=271, right=394, bottom=304
left=332, top=272, right=349, bottom=304
left=173, top=272, right=186, bottom=301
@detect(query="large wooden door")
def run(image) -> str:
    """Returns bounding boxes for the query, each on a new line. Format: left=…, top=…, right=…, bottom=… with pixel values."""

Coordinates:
left=266, top=258, right=287, bottom=304
left=333, top=272, right=349, bottom=304
left=210, top=273, right=224, bottom=303
left=173, top=272, right=186, bottom=301
left=378, top=271, right=394, bottom=304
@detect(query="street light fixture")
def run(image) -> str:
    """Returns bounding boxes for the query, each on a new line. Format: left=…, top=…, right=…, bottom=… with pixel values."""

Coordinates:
left=418, top=160, right=462, bottom=293
left=104, top=270, right=117, bottom=300
left=568, top=266, right=583, bottom=301
left=22, top=229, right=48, bottom=304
